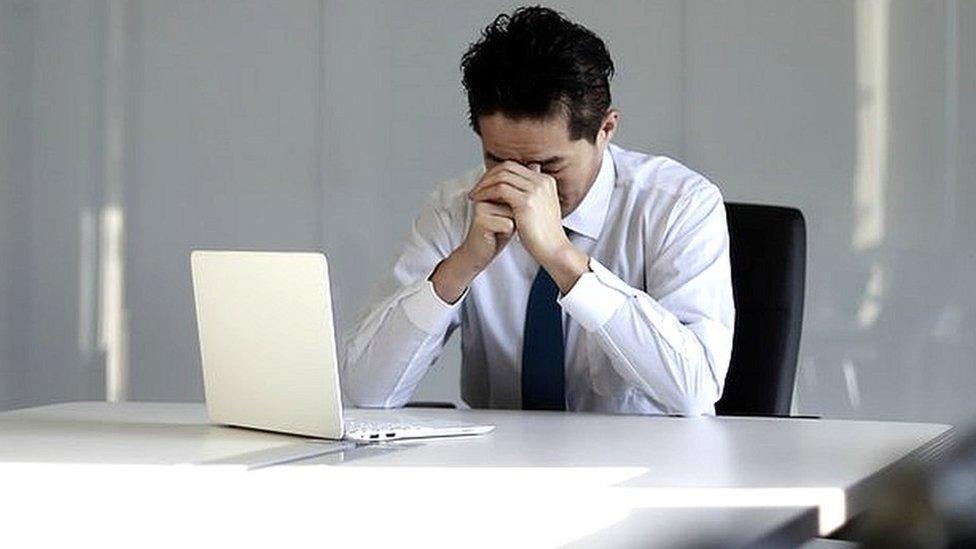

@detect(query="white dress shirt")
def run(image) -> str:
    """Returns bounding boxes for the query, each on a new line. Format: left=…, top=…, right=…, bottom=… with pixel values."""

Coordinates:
left=341, top=143, right=735, bottom=415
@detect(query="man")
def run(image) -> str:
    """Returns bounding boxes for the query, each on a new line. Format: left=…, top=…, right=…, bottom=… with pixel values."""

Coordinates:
left=341, top=6, right=734, bottom=415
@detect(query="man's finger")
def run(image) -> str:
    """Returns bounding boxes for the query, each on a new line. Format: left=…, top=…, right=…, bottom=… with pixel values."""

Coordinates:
left=470, top=163, right=538, bottom=195
left=482, top=214, right=516, bottom=235
left=498, top=160, right=540, bottom=179
left=470, top=182, right=525, bottom=206
left=500, top=161, right=550, bottom=185
left=469, top=170, right=530, bottom=196
left=476, top=201, right=515, bottom=219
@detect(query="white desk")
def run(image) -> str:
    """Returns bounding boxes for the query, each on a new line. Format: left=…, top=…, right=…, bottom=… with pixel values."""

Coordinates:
left=0, top=401, right=350, bottom=467
left=0, top=402, right=952, bottom=548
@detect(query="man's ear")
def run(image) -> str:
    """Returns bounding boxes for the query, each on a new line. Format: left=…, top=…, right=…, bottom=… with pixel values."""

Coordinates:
left=598, top=109, right=619, bottom=147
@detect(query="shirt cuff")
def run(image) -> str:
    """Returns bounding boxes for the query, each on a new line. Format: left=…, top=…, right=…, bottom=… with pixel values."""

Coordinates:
left=401, top=277, right=466, bottom=335
left=557, top=258, right=633, bottom=332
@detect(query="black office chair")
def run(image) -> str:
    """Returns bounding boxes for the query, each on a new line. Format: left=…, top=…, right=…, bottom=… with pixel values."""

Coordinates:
left=715, top=203, right=806, bottom=416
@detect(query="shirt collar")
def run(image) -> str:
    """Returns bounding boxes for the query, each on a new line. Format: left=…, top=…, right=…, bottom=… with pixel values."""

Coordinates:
left=562, top=145, right=616, bottom=240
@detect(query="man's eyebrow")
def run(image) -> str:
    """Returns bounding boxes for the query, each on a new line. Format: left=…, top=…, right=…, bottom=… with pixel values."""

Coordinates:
left=537, top=156, right=564, bottom=166
left=484, top=152, right=564, bottom=166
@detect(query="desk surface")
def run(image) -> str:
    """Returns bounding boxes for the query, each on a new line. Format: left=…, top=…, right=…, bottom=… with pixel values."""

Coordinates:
left=0, top=401, right=350, bottom=467
left=304, top=407, right=952, bottom=536
left=0, top=401, right=953, bottom=548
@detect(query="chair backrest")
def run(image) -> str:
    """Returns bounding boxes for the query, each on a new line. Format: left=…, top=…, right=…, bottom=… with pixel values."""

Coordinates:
left=715, top=203, right=806, bottom=416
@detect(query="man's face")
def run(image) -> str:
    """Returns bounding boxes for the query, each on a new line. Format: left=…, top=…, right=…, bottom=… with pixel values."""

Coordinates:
left=478, top=111, right=616, bottom=218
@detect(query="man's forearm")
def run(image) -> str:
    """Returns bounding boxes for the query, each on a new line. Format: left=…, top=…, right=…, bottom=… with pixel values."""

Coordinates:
left=429, top=246, right=483, bottom=304
left=539, top=241, right=590, bottom=296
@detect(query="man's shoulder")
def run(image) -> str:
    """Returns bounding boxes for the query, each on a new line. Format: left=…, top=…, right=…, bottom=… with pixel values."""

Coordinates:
left=610, top=144, right=724, bottom=228
left=610, top=145, right=727, bottom=249
left=426, top=165, right=485, bottom=213
left=610, top=143, right=720, bottom=202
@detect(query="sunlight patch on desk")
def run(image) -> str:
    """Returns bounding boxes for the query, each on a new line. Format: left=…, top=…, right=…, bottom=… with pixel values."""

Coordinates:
left=0, top=463, right=650, bottom=548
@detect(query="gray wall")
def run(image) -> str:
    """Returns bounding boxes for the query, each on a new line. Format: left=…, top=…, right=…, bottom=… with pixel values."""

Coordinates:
left=1, top=0, right=974, bottom=425
left=0, top=0, right=32, bottom=408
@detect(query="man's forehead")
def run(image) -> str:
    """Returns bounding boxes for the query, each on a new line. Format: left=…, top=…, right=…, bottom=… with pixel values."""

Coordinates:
left=479, top=112, right=573, bottom=154
left=480, top=127, right=575, bottom=166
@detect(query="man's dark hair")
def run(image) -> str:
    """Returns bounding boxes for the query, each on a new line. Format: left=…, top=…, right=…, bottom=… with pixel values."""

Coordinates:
left=460, top=6, right=615, bottom=143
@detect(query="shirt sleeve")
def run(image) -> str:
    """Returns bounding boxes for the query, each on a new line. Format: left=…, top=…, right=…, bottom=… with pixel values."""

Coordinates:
left=557, top=184, right=735, bottom=415
left=340, top=176, right=472, bottom=408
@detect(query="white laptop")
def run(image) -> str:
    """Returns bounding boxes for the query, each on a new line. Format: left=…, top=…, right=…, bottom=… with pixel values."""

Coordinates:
left=190, top=250, right=494, bottom=443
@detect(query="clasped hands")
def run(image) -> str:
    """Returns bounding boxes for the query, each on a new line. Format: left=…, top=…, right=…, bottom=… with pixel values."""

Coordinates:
left=430, top=161, right=589, bottom=303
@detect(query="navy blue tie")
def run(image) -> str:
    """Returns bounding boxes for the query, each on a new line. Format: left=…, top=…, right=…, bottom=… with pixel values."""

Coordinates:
left=521, top=266, right=566, bottom=411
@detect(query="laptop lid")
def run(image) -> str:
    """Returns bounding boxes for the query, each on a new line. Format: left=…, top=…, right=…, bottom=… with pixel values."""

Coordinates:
left=190, top=251, right=344, bottom=439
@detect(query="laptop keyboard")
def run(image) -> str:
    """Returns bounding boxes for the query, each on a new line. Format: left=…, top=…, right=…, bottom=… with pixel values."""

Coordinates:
left=345, top=419, right=415, bottom=436
left=343, top=417, right=479, bottom=441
